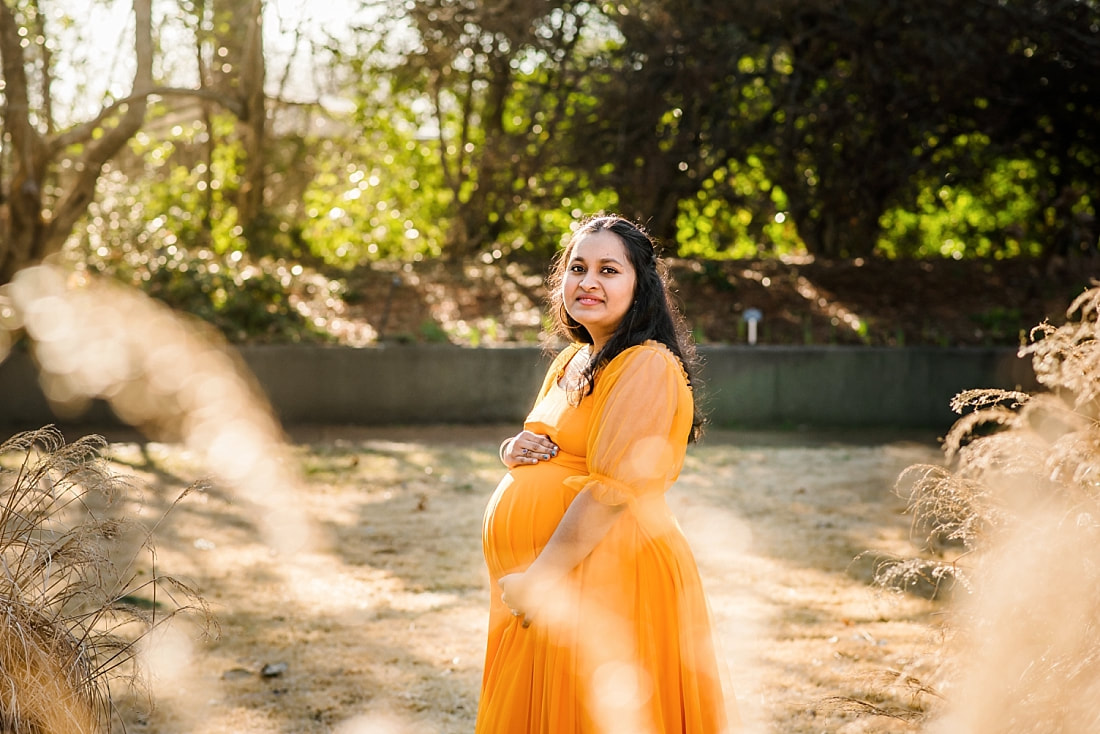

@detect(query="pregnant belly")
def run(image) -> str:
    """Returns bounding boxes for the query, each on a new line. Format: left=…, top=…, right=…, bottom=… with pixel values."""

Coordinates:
left=482, top=461, right=581, bottom=579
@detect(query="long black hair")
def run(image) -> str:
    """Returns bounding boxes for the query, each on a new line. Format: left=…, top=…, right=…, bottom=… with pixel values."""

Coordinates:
left=547, top=214, right=705, bottom=442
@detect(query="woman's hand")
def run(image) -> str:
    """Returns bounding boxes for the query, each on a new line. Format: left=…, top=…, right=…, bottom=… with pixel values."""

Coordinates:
left=499, top=571, right=541, bottom=628
left=499, top=431, right=558, bottom=468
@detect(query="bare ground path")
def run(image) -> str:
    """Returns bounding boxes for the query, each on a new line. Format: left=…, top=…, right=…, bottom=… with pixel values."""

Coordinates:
left=99, top=426, right=945, bottom=733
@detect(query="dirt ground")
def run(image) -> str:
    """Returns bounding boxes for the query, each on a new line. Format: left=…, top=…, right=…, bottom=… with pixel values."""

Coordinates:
left=88, top=424, right=947, bottom=734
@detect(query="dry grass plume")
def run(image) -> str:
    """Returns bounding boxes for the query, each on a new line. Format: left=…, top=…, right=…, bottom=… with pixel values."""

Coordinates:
left=867, top=284, right=1100, bottom=732
left=0, top=426, right=212, bottom=734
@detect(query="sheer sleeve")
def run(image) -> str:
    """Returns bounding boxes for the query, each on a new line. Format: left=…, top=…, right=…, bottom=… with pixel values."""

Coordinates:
left=563, top=344, right=692, bottom=506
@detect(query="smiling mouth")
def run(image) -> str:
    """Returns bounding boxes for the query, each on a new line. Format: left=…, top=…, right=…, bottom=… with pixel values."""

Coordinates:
left=575, top=297, right=602, bottom=306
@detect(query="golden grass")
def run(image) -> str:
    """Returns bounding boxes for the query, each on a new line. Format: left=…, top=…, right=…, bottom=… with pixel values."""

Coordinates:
left=872, top=285, right=1100, bottom=732
left=0, top=427, right=211, bottom=733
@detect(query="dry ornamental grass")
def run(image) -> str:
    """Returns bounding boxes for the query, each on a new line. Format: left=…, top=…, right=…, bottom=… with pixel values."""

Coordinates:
left=877, top=285, right=1100, bottom=733
left=0, top=427, right=212, bottom=734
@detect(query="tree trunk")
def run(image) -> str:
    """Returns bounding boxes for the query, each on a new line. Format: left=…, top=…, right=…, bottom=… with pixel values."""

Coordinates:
left=237, top=0, right=266, bottom=238
left=0, top=0, right=152, bottom=284
left=212, top=0, right=266, bottom=245
left=0, top=0, right=47, bottom=282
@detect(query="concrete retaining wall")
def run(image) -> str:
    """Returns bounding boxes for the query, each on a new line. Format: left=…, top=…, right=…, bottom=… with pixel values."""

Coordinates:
left=0, top=344, right=1036, bottom=431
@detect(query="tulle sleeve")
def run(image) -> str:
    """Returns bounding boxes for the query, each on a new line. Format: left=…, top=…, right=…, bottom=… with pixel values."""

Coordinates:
left=563, top=344, right=692, bottom=506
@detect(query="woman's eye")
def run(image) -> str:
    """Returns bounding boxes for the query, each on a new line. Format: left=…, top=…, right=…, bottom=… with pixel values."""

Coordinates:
left=601, top=267, right=618, bottom=274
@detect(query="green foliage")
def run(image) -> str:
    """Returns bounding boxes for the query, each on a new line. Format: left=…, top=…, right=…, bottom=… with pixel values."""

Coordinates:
left=121, top=115, right=245, bottom=254
left=296, top=88, right=450, bottom=266
left=298, top=139, right=445, bottom=266
left=969, top=306, right=1026, bottom=345
left=879, top=145, right=1054, bottom=259
left=676, top=158, right=805, bottom=259
left=74, top=241, right=325, bottom=343
left=66, top=117, right=325, bottom=342
left=417, top=320, right=449, bottom=343
left=31, top=0, right=1097, bottom=347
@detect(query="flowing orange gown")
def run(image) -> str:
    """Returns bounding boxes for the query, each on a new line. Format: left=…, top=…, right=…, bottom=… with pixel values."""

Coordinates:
left=478, top=341, right=738, bottom=733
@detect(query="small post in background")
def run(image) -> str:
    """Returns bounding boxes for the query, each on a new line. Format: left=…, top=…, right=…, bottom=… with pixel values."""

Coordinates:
left=742, top=308, right=763, bottom=345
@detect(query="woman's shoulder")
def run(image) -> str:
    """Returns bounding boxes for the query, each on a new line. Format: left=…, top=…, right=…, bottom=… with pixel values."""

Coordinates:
left=606, top=340, right=690, bottom=383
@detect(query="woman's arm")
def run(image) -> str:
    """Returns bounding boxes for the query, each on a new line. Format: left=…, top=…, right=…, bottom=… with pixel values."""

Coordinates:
left=499, top=489, right=623, bottom=623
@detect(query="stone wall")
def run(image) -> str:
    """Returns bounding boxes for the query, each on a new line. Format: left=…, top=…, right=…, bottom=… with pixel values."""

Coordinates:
left=0, top=344, right=1036, bottom=431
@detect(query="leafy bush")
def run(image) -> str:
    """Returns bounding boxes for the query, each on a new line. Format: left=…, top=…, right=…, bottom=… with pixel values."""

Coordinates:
left=69, top=242, right=327, bottom=343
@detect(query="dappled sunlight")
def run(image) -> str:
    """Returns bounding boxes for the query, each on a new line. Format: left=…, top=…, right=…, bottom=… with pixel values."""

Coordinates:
left=281, top=553, right=468, bottom=615
left=407, top=261, right=545, bottom=345
left=739, top=263, right=870, bottom=340
left=791, top=271, right=869, bottom=339
left=86, top=429, right=495, bottom=732
left=0, top=266, right=344, bottom=729
left=0, top=268, right=951, bottom=733
left=333, top=711, right=432, bottom=734
left=326, top=260, right=546, bottom=346
left=675, top=433, right=944, bottom=731
left=0, top=422, right=949, bottom=732
left=678, top=493, right=936, bottom=734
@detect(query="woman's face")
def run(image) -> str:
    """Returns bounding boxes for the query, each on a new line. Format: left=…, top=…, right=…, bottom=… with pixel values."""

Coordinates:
left=561, top=229, right=637, bottom=348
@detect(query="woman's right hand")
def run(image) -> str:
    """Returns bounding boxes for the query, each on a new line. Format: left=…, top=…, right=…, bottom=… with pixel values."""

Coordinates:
left=500, top=431, right=559, bottom=468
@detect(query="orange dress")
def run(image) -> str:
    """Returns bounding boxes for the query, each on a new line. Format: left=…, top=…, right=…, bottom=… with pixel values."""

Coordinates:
left=477, top=341, right=737, bottom=734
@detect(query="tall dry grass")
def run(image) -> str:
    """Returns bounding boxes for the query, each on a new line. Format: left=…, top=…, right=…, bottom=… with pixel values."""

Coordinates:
left=869, top=285, right=1100, bottom=732
left=0, top=426, right=211, bottom=733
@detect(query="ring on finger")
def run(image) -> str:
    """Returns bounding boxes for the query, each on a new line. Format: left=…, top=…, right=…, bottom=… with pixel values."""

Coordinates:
left=522, top=448, right=529, bottom=456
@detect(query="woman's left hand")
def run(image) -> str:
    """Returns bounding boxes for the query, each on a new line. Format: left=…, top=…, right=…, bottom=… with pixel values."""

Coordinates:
left=499, top=572, right=536, bottom=628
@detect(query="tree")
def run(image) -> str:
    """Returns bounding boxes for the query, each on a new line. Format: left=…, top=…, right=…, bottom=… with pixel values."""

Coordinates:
left=744, top=0, right=1100, bottom=258
left=205, top=0, right=266, bottom=240
left=566, top=1, right=755, bottom=249
left=964, top=0, right=1100, bottom=261
left=0, top=0, right=273, bottom=286
left=0, top=0, right=153, bottom=282
left=376, top=0, right=608, bottom=259
left=573, top=0, right=1099, bottom=259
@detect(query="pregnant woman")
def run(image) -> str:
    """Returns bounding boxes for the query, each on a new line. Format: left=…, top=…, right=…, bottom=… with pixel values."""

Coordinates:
left=477, top=215, right=738, bottom=733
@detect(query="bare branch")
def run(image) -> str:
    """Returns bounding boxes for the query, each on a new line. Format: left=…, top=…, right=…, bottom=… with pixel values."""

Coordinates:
left=41, top=0, right=154, bottom=257
left=49, top=85, right=245, bottom=154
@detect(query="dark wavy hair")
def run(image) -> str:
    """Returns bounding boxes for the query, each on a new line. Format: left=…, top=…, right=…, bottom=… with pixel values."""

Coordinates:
left=547, top=214, right=705, bottom=442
